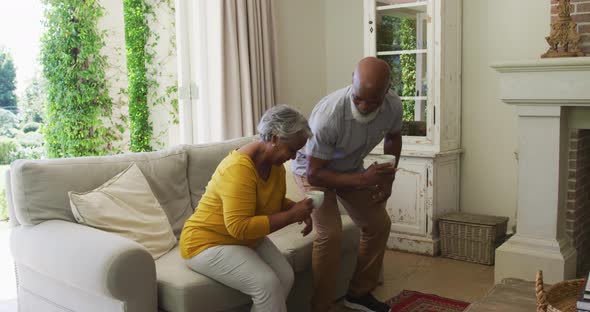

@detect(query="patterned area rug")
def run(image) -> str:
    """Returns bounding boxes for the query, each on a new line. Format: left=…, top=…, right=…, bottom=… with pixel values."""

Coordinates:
left=387, top=290, right=470, bottom=312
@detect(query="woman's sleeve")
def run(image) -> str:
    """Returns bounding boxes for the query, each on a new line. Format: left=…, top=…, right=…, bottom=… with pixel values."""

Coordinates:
left=219, top=163, right=270, bottom=240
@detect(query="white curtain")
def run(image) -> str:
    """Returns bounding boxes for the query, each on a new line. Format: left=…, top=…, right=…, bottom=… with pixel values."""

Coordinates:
left=176, top=0, right=223, bottom=144
left=222, top=0, right=279, bottom=139
left=175, top=0, right=278, bottom=144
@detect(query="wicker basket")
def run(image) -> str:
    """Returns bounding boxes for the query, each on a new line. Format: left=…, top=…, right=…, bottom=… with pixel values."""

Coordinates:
left=536, top=270, right=585, bottom=312
left=438, top=213, right=508, bottom=265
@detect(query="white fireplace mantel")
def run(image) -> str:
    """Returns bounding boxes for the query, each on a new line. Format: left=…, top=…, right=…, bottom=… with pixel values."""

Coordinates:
left=492, top=57, right=590, bottom=284
left=494, top=57, right=590, bottom=106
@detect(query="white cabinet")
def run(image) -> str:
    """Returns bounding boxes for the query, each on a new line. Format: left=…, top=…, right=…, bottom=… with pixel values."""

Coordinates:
left=364, top=0, right=462, bottom=255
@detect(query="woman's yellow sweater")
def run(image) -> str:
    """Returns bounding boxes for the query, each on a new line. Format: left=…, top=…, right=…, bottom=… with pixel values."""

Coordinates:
left=179, top=150, right=293, bottom=259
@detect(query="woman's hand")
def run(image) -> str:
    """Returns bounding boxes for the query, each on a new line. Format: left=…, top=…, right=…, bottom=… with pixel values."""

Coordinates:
left=289, top=198, right=314, bottom=223
left=269, top=198, right=313, bottom=234
left=300, top=216, right=313, bottom=236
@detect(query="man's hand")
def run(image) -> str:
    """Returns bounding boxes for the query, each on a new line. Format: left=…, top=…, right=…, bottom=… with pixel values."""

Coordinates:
left=369, top=166, right=396, bottom=203
left=374, top=178, right=394, bottom=203
left=362, top=162, right=397, bottom=186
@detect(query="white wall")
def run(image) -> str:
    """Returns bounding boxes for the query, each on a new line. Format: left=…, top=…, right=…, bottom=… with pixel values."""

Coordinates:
left=461, top=0, right=550, bottom=231
left=275, top=0, right=327, bottom=116
left=275, top=0, right=364, bottom=115
left=324, top=0, right=364, bottom=93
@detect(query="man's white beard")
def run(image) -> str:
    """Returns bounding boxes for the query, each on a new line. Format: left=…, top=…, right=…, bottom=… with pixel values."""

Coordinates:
left=350, top=100, right=381, bottom=124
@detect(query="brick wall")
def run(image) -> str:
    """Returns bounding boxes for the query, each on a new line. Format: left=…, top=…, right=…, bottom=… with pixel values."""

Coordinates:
left=565, top=129, right=590, bottom=277
left=551, top=0, right=590, bottom=54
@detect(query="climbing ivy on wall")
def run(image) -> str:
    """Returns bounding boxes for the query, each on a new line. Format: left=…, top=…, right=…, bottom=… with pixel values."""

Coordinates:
left=123, top=0, right=152, bottom=152
left=41, top=0, right=117, bottom=157
left=41, top=0, right=178, bottom=157
left=123, top=0, right=178, bottom=151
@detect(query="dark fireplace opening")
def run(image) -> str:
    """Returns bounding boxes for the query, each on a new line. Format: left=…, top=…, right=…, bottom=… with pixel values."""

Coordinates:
left=566, top=129, right=590, bottom=277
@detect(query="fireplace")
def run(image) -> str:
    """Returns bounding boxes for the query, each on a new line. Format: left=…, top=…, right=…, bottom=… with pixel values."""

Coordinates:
left=493, top=57, right=590, bottom=284
left=566, top=129, right=590, bottom=277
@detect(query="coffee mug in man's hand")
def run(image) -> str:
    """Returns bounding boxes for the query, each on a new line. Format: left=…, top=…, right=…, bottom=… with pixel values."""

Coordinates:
left=305, top=190, right=325, bottom=209
left=374, top=154, right=396, bottom=167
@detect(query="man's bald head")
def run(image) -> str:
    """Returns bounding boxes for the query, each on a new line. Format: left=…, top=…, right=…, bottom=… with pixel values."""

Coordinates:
left=351, top=57, right=391, bottom=115
left=352, top=57, right=391, bottom=94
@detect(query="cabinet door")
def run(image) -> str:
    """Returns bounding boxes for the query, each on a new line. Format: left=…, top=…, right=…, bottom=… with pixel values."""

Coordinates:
left=364, top=0, right=432, bottom=142
left=364, top=0, right=462, bottom=153
left=364, top=155, right=428, bottom=236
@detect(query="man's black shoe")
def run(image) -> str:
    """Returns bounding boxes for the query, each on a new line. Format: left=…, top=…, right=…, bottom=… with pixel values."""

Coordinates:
left=342, top=293, right=391, bottom=312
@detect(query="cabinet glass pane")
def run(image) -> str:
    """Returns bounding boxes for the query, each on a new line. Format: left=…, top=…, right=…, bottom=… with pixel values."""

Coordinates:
left=400, top=100, right=426, bottom=137
left=378, top=53, right=427, bottom=98
left=376, top=0, right=427, bottom=7
left=375, top=0, right=429, bottom=137
left=376, top=3, right=427, bottom=52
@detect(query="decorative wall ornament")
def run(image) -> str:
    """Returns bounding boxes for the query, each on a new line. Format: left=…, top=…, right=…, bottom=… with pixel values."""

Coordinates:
left=542, top=0, right=585, bottom=58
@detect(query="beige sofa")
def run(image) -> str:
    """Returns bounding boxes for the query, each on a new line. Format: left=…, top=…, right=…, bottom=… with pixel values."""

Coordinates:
left=5, top=137, right=361, bottom=312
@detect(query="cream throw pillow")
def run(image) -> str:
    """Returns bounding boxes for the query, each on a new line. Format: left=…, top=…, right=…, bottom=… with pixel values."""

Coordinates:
left=69, top=163, right=177, bottom=259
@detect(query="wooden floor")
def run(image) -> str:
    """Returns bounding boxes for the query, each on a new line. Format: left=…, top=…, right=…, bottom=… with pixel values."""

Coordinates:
left=334, top=249, right=495, bottom=311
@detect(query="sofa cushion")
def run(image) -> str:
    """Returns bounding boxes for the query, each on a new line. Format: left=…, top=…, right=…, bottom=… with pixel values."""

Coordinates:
left=181, top=136, right=258, bottom=209
left=156, top=216, right=360, bottom=312
left=69, top=164, right=177, bottom=259
left=268, top=215, right=360, bottom=272
left=10, top=147, right=192, bottom=237
left=156, top=246, right=251, bottom=312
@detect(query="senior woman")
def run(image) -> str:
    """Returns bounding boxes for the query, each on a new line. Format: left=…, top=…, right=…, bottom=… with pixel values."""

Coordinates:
left=179, top=105, right=314, bottom=312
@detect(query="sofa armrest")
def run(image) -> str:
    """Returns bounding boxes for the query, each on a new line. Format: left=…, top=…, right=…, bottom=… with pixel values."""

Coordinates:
left=10, top=220, right=158, bottom=312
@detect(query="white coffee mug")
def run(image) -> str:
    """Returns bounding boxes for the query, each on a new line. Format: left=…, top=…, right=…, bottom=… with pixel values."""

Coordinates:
left=305, top=190, right=324, bottom=209
left=375, top=154, right=396, bottom=167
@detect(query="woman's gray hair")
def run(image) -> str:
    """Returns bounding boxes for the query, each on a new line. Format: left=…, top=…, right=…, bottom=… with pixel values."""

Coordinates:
left=258, top=104, right=312, bottom=143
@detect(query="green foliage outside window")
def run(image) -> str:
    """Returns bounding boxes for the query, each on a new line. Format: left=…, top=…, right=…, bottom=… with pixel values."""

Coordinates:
left=0, top=49, right=18, bottom=114
left=0, top=138, right=18, bottom=165
left=40, top=0, right=117, bottom=158
left=0, top=108, right=18, bottom=138
left=20, top=75, right=47, bottom=123
left=0, top=189, right=7, bottom=221
left=23, top=122, right=41, bottom=133
left=124, top=0, right=152, bottom=152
